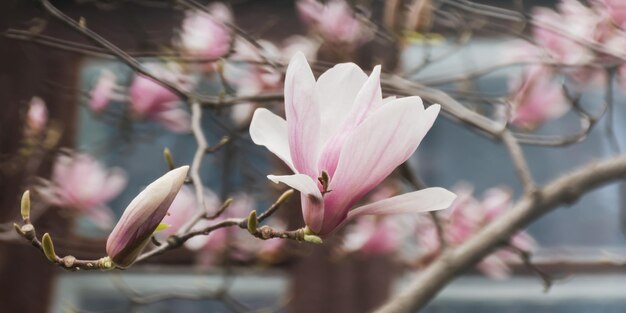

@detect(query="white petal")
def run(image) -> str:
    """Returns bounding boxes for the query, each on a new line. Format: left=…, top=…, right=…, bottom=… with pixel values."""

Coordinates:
left=324, top=97, right=436, bottom=217
left=347, top=188, right=457, bottom=220
left=315, top=62, right=368, bottom=144
left=267, top=174, right=324, bottom=233
left=249, top=108, right=294, bottom=171
left=284, top=52, right=321, bottom=177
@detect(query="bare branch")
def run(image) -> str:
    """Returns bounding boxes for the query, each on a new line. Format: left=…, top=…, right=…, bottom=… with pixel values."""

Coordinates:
left=375, top=154, right=626, bottom=313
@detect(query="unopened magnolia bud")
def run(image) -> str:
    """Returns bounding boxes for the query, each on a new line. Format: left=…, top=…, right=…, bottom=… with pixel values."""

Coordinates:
left=106, top=166, right=189, bottom=268
left=42, top=233, right=56, bottom=263
left=247, top=210, right=258, bottom=235
left=21, top=190, right=31, bottom=220
left=163, top=148, right=175, bottom=170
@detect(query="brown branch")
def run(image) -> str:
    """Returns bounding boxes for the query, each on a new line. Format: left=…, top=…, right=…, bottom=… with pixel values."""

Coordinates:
left=375, top=154, right=626, bottom=313
left=135, top=188, right=297, bottom=263
left=14, top=222, right=111, bottom=271
left=500, top=130, right=536, bottom=194
left=507, top=245, right=554, bottom=292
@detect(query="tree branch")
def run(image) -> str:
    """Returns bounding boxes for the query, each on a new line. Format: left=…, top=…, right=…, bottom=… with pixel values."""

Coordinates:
left=375, top=154, right=626, bottom=313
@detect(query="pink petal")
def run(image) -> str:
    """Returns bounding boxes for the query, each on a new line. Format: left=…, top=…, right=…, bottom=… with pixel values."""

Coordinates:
left=249, top=108, right=294, bottom=171
left=284, top=52, right=321, bottom=177
left=85, top=205, right=116, bottom=230
left=344, top=65, right=383, bottom=127
left=89, top=70, right=117, bottom=113
left=99, top=168, right=128, bottom=203
left=315, top=62, right=368, bottom=144
left=267, top=174, right=324, bottom=233
left=322, top=99, right=440, bottom=231
left=155, top=109, right=192, bottom=133
left=347, top=187, right=456, bottom=220
left=477, top=254, right=511, bottom=279
left=317, top=65, right=382, bottom=176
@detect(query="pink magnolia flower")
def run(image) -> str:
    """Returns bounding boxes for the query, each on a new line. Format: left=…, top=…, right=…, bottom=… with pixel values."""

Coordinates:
left=129, top=65, right=192, bottom=133
left=509, top=66, right=569, bottom=129
left=106, top=166, right=189, bottom=268
left=417, top=185, right=536, bottom=279
left=89, top=69, right=120, bottom=113
left=26, top=96, right=48, bottom=135
left=249, top=52, right=456, bottom=237
left=296, top=0, right=372, bottom=46
left=178, top=3, right=232, bottom=60
left=37, top=153, right=128, bottom=230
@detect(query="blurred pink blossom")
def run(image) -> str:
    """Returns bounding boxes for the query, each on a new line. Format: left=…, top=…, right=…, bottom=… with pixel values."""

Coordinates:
left=179, top=3, right=232, bottom=60
left=508, top=66, right=568, bottom=129
left=296, top=0, right=372, bottom=46
left=226, top=37, right=319, bottom=128
left=280, top=36, right=320, bottom=61
left=250, top=52, right=455, bottom=237
left=342, top=215, right=407, bottom=256
left=595, top=0, right=626, bottom=29
left=341, top=184, right=412, bottom=256
left=185, top=193, right=255, bottom=265
left=530, top=0, right=602, bottom=65
left=417, top=185, right=536, bottom=279
left=129, top=64, right=192, bottom=133
left=89, top=69, right=120, bottom=113
left=38, top=153, right=128, bottom=230
left=26, top=96, right=47, bottom=135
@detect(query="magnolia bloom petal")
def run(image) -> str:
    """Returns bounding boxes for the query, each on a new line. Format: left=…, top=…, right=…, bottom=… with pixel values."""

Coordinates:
left=348, top=188, right=457, bottom=220
left=284, top=52, right=321, bottom=177
left=315, top=62, right=368, bottom=143
left=322, top=101, right=440, bottom=233
left=249, top=108, right=294, bottom=171
left=106, top=166, right=189, bottom=268
left=268, top=174, right=324, bottom=233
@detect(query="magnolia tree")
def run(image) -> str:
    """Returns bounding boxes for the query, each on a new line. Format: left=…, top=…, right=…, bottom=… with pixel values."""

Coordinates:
left=5, top=0, right=626, bottom=312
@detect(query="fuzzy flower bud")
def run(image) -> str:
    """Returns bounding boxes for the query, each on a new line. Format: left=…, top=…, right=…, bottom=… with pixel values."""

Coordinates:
left=26, top=96, right=48, bottom=135
left=105, top=165, right=189, bottom=268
